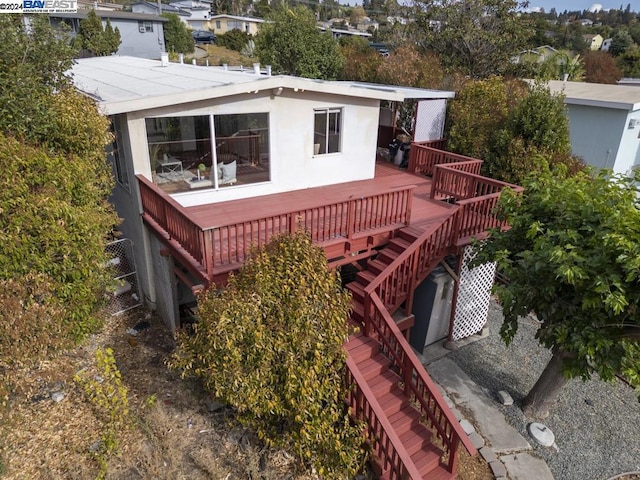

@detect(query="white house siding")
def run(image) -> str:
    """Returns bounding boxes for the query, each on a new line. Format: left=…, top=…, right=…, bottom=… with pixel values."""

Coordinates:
left=126, top=89, right=380, bottom=208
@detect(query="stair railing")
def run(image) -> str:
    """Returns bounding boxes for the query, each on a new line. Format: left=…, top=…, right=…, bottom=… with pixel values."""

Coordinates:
left=361, top=214, right=476, bottom=473
left=345, top=356, right=424, bottom=480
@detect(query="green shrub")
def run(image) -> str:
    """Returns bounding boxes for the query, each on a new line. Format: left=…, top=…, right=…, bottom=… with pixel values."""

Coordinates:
left=170, top=231, right=366, bottom=478
left=217, top=29, right=251, bottom=52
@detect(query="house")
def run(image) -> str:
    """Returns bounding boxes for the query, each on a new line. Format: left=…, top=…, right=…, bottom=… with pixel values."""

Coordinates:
left=72, top=55, right=520, bottom=478
left=209, top=14, right=264, bottom=35
left=48, top=11, right=167, bottom=59
left=130, top=1, right=191, bottom=20
left=77, top=0, right=123, bottom=11
left=583, top=33, right=604, bottom=50
left=169, top=0, right=212, bottom=30
left=579, top=18, right=594, bottom=26
left=317, top=25, right=372, bottom=40
left=601, top=37, right=613, bottom=52
left=513, top=45, right=558, bottom=64
left=547, top=80, right=640, bottom=175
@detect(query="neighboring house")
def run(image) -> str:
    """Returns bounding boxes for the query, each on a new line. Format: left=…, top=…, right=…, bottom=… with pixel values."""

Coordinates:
left=579, top=18, right=594, bottom=26
left=317, top=26, right=372, bottom=40
left=72, top=53, right=505, bottom=480
left=513, top=45, right=558, bottom=64
left=601, top=37, right=613, bottom=52
left=209, top=14, right=264, bottom=35
left=131, top=2, right=191, bottom=20
left=169, top=0, right=212, bottom=30
left=77, top=0, right=123, bottom=10
left=547, top=80, right=640, bottom=176
left=48, top=11, right=167, bottom=59
left=583, top=33, right=604, bottom=50
left=356, top=18, right=379, bottom=31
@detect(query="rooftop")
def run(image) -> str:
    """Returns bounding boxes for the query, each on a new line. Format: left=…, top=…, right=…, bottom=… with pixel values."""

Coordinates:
left=546, top=80, right=640, bottom=111
left=71, top=56, right=454, bottom=115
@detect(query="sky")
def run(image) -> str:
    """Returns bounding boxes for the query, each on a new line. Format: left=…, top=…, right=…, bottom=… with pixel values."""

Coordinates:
left=528, top=1, right=640, bottom=12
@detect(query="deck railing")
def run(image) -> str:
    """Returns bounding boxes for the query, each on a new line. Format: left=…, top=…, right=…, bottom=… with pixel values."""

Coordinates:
left=138, top=174, right=415, bottom=279
left=345, top=356, right=424, bottom=480
left=408, top=141, right=482, bottom=177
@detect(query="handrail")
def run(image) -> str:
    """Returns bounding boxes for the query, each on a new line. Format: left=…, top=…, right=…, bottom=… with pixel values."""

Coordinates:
left=431, top=164, right=522, bottom=202
left=408, top=143, right=482, bottom=177
left=345, top=356, right=424, bottom=480
left=366, top=294, right=477, bottom=471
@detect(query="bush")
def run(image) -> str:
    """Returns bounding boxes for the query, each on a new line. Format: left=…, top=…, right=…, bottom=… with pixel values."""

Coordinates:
left=217, top=29, right=251, bottom=52
left=170, top=231, right=366, bottom=478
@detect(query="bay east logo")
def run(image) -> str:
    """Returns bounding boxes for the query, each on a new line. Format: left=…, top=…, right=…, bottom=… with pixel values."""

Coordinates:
left=23, top=0, right=77, bottom=12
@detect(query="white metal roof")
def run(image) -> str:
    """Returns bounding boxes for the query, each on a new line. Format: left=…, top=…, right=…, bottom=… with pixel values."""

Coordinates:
left=71, top=56, right=455, bottom=115
left=546, top=80, right=640, bottom=111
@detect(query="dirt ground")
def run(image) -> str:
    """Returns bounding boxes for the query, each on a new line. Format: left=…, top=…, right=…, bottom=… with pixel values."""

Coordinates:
left=0, top=307, right=492, bottom=479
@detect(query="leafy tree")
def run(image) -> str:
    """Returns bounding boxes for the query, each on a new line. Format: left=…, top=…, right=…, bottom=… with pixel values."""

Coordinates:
left=0, top=16, right=117, bottom=361
left=538, top=50, right=585, bottom=81
left=349, top=5, right=367, bottom=26
left=584, top=51, right=623, bottom=84
left=217, top=28, right=251, bottom=52
left=169, top=231, right=365, bottom=478
left=474, top=167, right=640, bottom=418
left=411, top=0, right=534, bottom=78
left=610, top=28, right=634, bottom=56
left=255, top=6, right=344, bottom=79
left=75, top=10, right=121, bottom=56
left=162, top=13, right=194, bottom=53
left=375, top=44, right=444, bottom=89
left=339, top=36, right=382, bottom=82
left=617, top=44, right=640, bottom=77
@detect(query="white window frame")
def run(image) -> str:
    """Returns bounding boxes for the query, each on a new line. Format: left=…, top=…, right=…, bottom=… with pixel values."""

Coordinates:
left=313, top=107, right=342, bottom=156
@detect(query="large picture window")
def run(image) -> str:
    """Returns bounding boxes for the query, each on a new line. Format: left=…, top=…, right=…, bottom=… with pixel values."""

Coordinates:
left=146, top=113, right=270, bottom=193
left=314, top=108, right=342, bottom=155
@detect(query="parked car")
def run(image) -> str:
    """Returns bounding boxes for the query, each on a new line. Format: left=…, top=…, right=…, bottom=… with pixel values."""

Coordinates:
left=192, top=30, right=216, bottom=44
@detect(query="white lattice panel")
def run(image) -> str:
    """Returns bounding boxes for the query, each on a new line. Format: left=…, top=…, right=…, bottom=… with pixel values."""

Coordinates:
left=452, top=245, right=496, bottom=341
left=105, top=238, right=142, bottom=316
left=414, top=99, right=447, bottom=142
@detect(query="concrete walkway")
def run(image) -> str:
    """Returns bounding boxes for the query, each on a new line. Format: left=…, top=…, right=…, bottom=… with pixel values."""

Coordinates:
left=421, top=342, right=555, bottom=480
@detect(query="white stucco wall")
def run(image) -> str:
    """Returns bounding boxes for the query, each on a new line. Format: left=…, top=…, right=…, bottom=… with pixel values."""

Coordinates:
left=127, top=89, right=381, bottom=207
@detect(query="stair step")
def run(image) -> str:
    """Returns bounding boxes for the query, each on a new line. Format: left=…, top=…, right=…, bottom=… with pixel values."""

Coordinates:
left=388, top=404, right=422, bottom=435
left=388, top=236, right=412, bottom=253
left=358, top=355, right=388, bottom=379
left=368, top=370, right=401, bottom=396
left=398, top=226, right=425, bottom=242
left=399, top=423, right=433, bottom=456
left=367, top=258, right=389, bottom=275
left=345, top=281, right=365, bottom=302
left=378, top=248, right=401, bottom=265
left=412, top=443, right=444, bottom=477
left=355, top=269, right=377, bottom=287
left=378, top=390, right=410, bottom=416
left=345, top=336, right=378, bottom=362
left=350, top=300, right=364, bottom=322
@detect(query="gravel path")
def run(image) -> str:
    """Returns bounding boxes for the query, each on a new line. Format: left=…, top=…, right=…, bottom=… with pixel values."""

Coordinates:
left=445, top=301, right=640, bottom=480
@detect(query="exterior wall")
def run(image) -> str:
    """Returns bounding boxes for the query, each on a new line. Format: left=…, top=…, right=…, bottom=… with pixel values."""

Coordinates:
left=113, top=19, right=166, bottom=59
left=125, top=89, right=380, bottom=208
left=566, top=104, right=626, bottom=170
left=210, top=16, right=262, bottom=35
left=566, top=103, right=640, bottom=174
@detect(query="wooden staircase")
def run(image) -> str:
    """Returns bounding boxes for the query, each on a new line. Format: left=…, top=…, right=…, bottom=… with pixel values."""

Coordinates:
left=344, top=225, right=460, bottom=479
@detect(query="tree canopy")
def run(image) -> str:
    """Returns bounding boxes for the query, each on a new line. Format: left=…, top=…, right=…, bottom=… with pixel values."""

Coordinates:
left=162, top=13, right=194, bottom=54
left=0, top=16, right=117, bottom=362
left=169, top=231, right=365, bottom=478
left=475, top=167, right=640, bottom=417
left=255, top=6, right=344, bottom=80
left=411, top=0, right=534, bottom=78
left=75, top=10, right=121, bottom=56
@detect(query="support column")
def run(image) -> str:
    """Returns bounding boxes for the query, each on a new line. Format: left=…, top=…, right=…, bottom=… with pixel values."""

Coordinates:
left=149, top=234, right=180, bottom=332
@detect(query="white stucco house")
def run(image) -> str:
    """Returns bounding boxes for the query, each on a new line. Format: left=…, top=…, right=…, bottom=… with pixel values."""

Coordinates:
left=71, top=55, right=453, bottom=328
left=547, top=80, right=640, bottom=176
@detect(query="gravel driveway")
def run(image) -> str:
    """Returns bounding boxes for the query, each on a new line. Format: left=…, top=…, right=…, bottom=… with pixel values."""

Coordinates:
left=444, top=301, right=640, bottom=480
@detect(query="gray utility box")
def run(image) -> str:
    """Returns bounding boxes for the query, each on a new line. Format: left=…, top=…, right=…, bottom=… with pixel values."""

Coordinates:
left=409, top=266, right=454, bottom=352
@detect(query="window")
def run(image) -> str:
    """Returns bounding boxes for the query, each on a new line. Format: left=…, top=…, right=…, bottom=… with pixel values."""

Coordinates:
left=215, top=20, right=221, bottom=29
left=314, top=108, right=342, bottom=155
left=145, top=113, right=270, bottom=193
left=227, top=20, right=242, bottom=30
left=138, top=20, right=153, bottom=32
left=109, top=116, right=129, bottom=190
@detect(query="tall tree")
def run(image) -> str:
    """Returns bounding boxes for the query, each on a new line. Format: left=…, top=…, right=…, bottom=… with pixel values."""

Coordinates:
left=474, top=167, right=640, bottom=418
left=0, top=16, right=117, bottom=361
left=339, top=36, right=382, bottom=82
left=411, top=0, right=534, bottom=78
left=610, top=28, right=634, bottom=56
left=375, top=44, right=443, bottom=89
left=75, top=10, right=121, bottom=56
left=162, top=13, right=194, bottom=53
left=169, top=231, right=364, bottom=478
left=584, top=50, right=623, bottom=83
left=255, top=6, right=344, bottom=79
